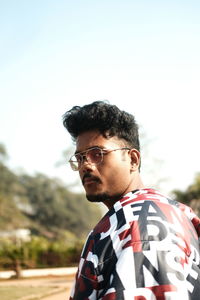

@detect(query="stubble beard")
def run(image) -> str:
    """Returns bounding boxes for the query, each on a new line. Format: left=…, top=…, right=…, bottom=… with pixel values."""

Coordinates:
left=86, top=192, right=123, bottom=204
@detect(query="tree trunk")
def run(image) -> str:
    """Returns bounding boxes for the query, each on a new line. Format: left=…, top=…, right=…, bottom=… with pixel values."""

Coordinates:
left=14, top=258, right=22, bottom=279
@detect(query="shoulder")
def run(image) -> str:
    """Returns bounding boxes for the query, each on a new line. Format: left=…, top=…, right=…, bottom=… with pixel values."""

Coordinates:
left=112, top=189, right=174, bottom=221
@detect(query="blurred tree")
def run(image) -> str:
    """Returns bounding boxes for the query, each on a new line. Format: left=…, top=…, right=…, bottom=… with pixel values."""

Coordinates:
left=0, top=235, right=84, bottom=272
left=19, top=173, right=102, bottom=238
left=0, top=143, right=103, bottom=273
left=0, top=143, right=102, bottom=238
left=0, top=143, right=8, bottom=162
left=0, top=144, right=29, bottom=230
left=173, top=173, right=200, bottom=217
left=0, top=237, right=28, bottom=278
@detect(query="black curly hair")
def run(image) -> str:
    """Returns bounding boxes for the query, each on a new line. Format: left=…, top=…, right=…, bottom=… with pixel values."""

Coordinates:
left=62, top=101, right=140, bottom=151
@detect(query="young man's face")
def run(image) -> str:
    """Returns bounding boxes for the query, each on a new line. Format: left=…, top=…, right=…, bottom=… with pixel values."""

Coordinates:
left=75, top=129, right=138, bottom=207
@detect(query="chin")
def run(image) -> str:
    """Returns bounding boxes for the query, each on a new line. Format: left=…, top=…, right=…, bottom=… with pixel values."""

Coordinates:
left=86, top=193, right=109, bottom=203
left=86, top=192, right=122, bottom=203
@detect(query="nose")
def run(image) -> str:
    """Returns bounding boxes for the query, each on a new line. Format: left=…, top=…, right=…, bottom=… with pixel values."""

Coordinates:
left=80, top=158, right=96, bottom=173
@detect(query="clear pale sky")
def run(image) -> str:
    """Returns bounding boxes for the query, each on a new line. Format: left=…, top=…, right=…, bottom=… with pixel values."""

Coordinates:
left=0, top=0, right=199, bottom=196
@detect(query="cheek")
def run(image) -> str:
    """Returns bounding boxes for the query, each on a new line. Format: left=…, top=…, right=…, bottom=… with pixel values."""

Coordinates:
left=102, top=165, right=131, bottom=188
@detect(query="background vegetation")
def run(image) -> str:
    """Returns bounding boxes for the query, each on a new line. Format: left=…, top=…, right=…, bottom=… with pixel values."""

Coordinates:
left=0, top=143, right=102, bottom=276
left=0, top=142, right=199, bottom=277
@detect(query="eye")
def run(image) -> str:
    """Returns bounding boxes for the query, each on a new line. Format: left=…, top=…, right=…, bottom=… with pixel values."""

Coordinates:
left=88, top=148, right=102, bottom=161
left=94, top=149, right=102, bottom=156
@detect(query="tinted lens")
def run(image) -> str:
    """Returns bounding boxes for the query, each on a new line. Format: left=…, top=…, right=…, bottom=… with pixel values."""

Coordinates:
left=69, top=154, right=81, bottom=171
left=87, top=148, right=103, bottom=164
left=69, top=148, right=103, bottom=171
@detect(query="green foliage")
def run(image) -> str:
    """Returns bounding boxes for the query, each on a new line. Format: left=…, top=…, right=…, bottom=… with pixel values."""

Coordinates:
left=0, top=238, right=26, bottom=277
left=0, top=160, right=29, bottom=230
left=173, top=173, right=200, bottom=217
left=0, top=236, right=83, bottom=270
left=19, top=173, right=102, bottom=238
left=0, top=143, right=8, bottom=162
left=0, top=142, right=102, bottom=270
left=0, top=143, right=102, bottom=238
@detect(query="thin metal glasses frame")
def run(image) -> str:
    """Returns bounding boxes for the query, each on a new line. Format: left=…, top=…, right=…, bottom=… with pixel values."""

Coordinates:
left=69, top=147, right=130, bottom=171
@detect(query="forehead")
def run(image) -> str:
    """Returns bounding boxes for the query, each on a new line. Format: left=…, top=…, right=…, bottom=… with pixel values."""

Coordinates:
left=76, top=130, right=122, bottom=152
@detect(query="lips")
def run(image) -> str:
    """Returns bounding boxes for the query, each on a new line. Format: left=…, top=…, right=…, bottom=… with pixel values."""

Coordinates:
left=83, top=178, right=96, bottom=185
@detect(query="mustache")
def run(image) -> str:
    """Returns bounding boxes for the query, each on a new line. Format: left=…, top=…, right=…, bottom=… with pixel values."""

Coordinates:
left=82, top=173, right=101, bottom=185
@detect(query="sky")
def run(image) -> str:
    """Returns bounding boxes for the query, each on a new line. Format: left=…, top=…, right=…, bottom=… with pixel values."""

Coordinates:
left=0, top=0, right=200, bottom=196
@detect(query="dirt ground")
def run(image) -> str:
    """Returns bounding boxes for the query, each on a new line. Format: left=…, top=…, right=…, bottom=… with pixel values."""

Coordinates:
left=42, top=289, right=70, bottom=300
left=41, top=276, right=73, bottom=300
left=0, top=275, right=74, bottom=300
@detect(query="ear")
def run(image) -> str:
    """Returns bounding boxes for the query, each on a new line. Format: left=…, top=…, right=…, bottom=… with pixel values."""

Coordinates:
left=129, top=149, right=141, bottom=172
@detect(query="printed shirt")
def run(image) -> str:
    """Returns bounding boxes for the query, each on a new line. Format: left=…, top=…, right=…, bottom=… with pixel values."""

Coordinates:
left=69, top=189, right=200, bottom=300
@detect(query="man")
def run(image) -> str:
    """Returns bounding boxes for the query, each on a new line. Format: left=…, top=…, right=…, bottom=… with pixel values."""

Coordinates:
left=63, top=101, right=200, bottom=299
